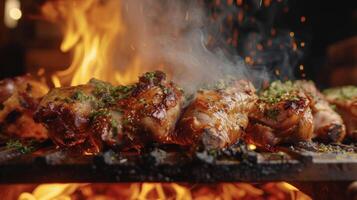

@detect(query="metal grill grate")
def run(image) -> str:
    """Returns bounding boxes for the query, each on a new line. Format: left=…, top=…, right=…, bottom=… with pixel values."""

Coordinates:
left=0, top=141, right=356, bottom=183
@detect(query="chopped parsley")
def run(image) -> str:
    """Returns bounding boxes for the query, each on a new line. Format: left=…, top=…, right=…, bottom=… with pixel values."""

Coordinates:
left=324, top=86, right=357, bottom=100
left=6, top=139, right=35, bottom=154
left=158, top=84, right=171, bottom=95
left=111, top=85, right=134, bottom=100
left=89, top=79, right=134, bottom=107
left=122, top=118, right=130, bottom=125
left=90, top=79, right=115, bottom=106
left=111, top=119, right=119, bottom=137
left=111, top=118, right=118, bottom=128
left=143, top=71, right=156, bottom=81
left=89, top=108, right=110, bottom=121
left=54, top=90, right=94, bottom=104
left=114, top=85, right=134, bottom=94
left=264, top=109, right=280, bottom=120
left=259, top=81, right=299, bottom=104
left=208, top=149, right=218, bottom=157
left=139, top=98, right=146, bottom=104
left=71, top=90, right=93, bottom=102
left=63, top=97, right=75, bottom=104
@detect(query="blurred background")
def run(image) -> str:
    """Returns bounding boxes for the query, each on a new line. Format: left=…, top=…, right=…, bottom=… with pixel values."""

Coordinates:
left=0, top=0, right=356, bottom=87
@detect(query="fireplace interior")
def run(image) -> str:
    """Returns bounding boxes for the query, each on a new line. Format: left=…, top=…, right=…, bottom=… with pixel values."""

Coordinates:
left=0, top=0, right=356, bottom=200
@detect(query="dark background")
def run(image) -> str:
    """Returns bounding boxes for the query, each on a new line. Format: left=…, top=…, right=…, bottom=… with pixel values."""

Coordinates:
left=0, top=0, right=356, bottom=87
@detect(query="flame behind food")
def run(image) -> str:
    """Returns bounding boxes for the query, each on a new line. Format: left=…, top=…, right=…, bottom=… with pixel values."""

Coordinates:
left=42, top=0, right=153, bottom=87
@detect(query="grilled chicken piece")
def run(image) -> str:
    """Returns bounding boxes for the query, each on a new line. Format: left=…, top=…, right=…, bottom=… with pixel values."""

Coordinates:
left=0, top=75, right=48, bottom=141
left=175, top=80, right=257, bottom=150
left=35, top=71, right=184, bottom=152
left=34, top=79, right=124, bottom=153
left=117, top=71, right=184, bottom=149
left=324, top=86, right=357, bottom=140
left=247, top=81, right=313, bottom=149
left=295, top=80, right=346, bottom=142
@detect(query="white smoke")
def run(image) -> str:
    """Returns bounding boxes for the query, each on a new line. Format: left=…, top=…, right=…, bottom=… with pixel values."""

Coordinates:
left=112, top=0, right=267, bottom=93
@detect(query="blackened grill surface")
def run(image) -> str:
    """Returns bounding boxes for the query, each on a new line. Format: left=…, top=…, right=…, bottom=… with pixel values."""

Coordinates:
left=0, top=141, right=356, bottom=183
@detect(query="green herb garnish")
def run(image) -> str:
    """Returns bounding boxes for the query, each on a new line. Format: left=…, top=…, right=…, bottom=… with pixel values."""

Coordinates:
left=114, top=85, right=134, bottom=94
left=139, top=98, right=146, bottom=104
left=264, top=109, right=280, bottom=120
left=111, top=119, right=119, bottom=137
left=324, top=86, right=357, bottom=100
left=6, top=139, right=35, bottom=154
left=63, top=97, right=75, bottom=104
left=143, top=72, right=156, bottom=81
left=122, top=118, right=130, bottom=125
left=89, top=109, right=110, bottom=120
left=163, top=87, right=172, bottom=95
left=259, top=81, right=299, bottom=104
left=208, top=149, right=218, bottom=157
left=71, top=90, right=92, bottom=102
left=89, top=79, right=134, bottom=107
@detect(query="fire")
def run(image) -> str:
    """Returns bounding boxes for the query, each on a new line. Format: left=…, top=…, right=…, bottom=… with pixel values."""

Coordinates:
left=42, top=0, right=148, bottom=87
left=17, top=182, right=312, bottom=200
left=18, top=184, right=84, bottom=200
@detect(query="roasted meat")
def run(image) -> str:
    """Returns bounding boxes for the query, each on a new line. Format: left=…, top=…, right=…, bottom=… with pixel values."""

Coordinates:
left=0, top=75, right=48, bottom=142
left=246, top=81, right=314, bottom=149
left=324, top=86, right=357, bottom=140
left=175, top=80, right=257, bottom=150
left=295, top=80, right=346, bottom=142
left=35, top=71, right=184, bottom=152
left=117, top=71, right=184, bottom=149
left=34, top=79, right=124, bottom=153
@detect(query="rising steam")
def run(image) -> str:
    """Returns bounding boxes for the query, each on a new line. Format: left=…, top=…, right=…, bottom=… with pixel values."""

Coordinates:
left=117, top=0, right=264, bottom=93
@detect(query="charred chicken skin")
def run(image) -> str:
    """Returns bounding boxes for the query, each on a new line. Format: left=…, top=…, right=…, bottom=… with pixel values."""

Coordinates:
left=28, top=70, right=354, bottom=153
left=246, top=81, right=314, bottom=149
left=34, top=78, right=132, bottom=153
left=0, top=75, right=48, bottom=142
left=324, top=86, right=357, bottom=140
left=34, top=81, right=105, bottom=153
left=176, top=80, right=257, bottom=150
left=117, top=71, right=184, bottom=149
left=295, top=80, right=346, bottom=142
left=34, top=71, right=184, bottom=152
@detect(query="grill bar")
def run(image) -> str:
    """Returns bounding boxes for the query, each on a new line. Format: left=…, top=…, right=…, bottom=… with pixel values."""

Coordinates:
left=0, top=141, right=356, bottom=183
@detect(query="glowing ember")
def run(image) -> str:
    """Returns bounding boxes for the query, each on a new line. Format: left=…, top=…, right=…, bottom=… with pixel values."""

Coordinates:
left=300, top=16, right=306, bottom=23
left=299, top=64, right=304, bottom=71
left=247, top=144, right=257, bottom=150
left=17, top=183, right=312, bottom=200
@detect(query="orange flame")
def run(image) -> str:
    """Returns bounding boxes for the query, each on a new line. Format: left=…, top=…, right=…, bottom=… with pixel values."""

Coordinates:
left=17, top=182, right=312, bottom=200
left=42, top=0, right=149, bottom=87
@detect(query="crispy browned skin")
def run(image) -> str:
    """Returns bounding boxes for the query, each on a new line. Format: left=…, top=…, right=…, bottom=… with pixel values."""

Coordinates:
left=0, top=75, right=48, bottom=141
left=175, top=80, right=257, bottom=150
left=35, top=71, right=184, bottom=152
left=117, top=71, right=184, bottom=149
left=34, top=78, right=131, bottom=153
left=295, top=80, right=346, bottom=142
left=247, top=81, right=314, bottom=149
left=34, top=82, right=102, bottom=153
left=324, top=86, right=357, bottom=140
